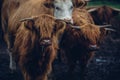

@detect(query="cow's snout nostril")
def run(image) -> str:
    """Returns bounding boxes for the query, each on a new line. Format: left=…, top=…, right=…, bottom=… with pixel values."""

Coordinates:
left=40, top=39, right=52, bottom=46
left=88, top=45, right=99, bottom=51
left=64, top=18, right=71, bottom=21
left=44, top=40, right=50, bottom=42
left=64, top=18, right=73, bottom=24
left=43, top=40, right=50, bottom=43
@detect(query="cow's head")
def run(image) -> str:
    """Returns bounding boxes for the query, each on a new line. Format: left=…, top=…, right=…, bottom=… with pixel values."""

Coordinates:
left=63, top=23, right=115, bottom=51
left=44, top=0, right=73, bottom=23
left=87, top=6, right=120, bottom=25
left=44, top=0, right=90, bottom=23
left=20, top=14, right=66, bottom=46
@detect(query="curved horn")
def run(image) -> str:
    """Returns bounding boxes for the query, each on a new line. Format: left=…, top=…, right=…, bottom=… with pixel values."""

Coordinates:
left=105, top=28, right=116, bottom=32
left=19, top=16, right=38, bottom=22
left=19, top=18, right=34, bottom=22
left=97, top=24, right=112, bottom=28
left=87, top=8, right=98, bottom=12
left=55, top=19, right=64, bottom=21
left=112, top=7, right=120, bottom=12
left=70, top=25, right=81, bottom=29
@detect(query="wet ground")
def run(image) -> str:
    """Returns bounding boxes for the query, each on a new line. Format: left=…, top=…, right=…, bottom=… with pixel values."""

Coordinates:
left=0, top=36, right=120, bottom=80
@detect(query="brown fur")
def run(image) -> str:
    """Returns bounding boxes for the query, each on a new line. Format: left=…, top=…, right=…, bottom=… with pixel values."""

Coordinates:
left=8, top=0, right=54, bottom=35
left=1, top=0, right=29, bottom=45
left=73, top=8, right=94, bottom=26
left=13, top=14, right=66, bottom=80
left=79, top=24, right=100, bottom=44
left=72, top=8, right=105, bottom=43
left=1, top=0, right=20, bottom=46
left=73, top=0, right=89, bottom=8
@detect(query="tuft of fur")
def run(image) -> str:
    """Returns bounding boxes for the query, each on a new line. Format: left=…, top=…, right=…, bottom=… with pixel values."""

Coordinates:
left=35, top=14, right=55, bottom=39
left=80, top=24, right=101, bottom=44
left=72, top=0, right=89, bottom=8
left=73, top=8, right=94, bottom=26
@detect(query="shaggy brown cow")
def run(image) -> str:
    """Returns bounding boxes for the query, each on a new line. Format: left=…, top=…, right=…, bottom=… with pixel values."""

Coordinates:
left=58, top=8, right=109, bottom=80
left=87, top=5, right=120, bottom=25
left=12, top=14, right=66, bottom=80
left=59, top=24, right=106, bottom=80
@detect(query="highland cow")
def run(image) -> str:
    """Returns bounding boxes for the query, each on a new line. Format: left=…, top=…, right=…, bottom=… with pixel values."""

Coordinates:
left=87, top=5, right=120, bottom=40
left=58, top=8, right=111, bottom=80
left=12, top=14, right=66, bottom=80
left=87, top=5, right=120, bottom=25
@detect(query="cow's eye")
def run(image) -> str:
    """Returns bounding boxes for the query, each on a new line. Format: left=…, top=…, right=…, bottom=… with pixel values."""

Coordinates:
left=70, top=6, right=73, bottom=9
left=55, top=7, right=61, bottom=10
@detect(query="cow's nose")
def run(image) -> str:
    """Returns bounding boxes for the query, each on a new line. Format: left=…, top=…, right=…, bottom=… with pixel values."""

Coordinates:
left=88, top=44, right=99, bottom=51
left=64, top=18, right=71, bottom=21
left=64, top=18, right=73, bottom=24
left=40, top=39, right=52, bottom=46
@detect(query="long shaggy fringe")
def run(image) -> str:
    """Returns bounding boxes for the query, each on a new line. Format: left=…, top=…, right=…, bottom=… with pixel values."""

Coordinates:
left=72, top=8, right=101, bottom=44
left=73, top=8, right=94, bottom=26
left=80, top=24, right=101, bottom=44
left=13, top=14, right=60, bottom=80
left=35, top=14, right=55, bottom=39
left=13, top=22, right=37, bottom=56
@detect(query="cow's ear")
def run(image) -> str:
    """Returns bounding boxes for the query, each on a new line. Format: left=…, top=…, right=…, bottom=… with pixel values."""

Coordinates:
left=25, top=20, right=35, bottom=30
left=73, top=0, right=88, bottom=8
left=21, top=20, right=35, bottom=30
left=44, top=0, right=54, bottom=8
left=54, top=20, right=66, bottom=33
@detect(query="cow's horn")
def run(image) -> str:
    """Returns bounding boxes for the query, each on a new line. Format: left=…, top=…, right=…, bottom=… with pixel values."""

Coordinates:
left=20, top=18, right=34, bottom=22
left=70, top=25, right=81, bottom=29
left=20, top=16, right=38, bottom=22
left=105, top=28, right=116, bottom=32
left=112, top=8, right=120, bottom=12
left=55, top=19, right=64, bottom=21
left=97, top=24, right=112, bottom=28
left=87, top=8, right=97, bottom=12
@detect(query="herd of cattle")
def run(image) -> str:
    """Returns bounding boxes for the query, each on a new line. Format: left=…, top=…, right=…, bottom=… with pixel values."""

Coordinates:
left=0, top=0, right=120, bottom=80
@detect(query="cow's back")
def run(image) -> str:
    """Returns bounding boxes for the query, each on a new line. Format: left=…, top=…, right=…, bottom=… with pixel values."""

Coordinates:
left=8, top=0, right=53, bottom=34
left=1, top=0, right=21, bottom=35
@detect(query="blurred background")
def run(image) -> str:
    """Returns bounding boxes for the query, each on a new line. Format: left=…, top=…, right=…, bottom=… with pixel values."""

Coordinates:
left=87, top=0, right=120, bottom=8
